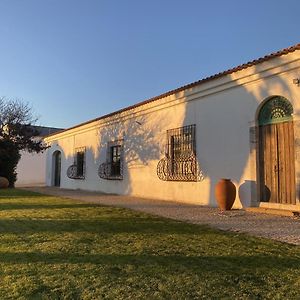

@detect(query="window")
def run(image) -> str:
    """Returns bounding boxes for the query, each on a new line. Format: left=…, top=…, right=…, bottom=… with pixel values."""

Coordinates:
left=98, top=140, right=124, bottom=180
left=167, top=124, right=196, bottom=161
left=157, top=124, right=203, bottom=181
left=110, top=145, right=122, bottom=176
left=67, top=147, right=86, bottom=179
left=75, top=149, right=85, bottom=178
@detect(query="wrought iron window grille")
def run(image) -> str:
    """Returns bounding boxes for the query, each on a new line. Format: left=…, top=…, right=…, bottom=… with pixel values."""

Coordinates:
left=157, top=124, right=204, bottom=181
left=67, top=147, right=86, bottom=180
left=98, top=140, right=124, bottom=180
left=258, top=96, right=293, bottom=126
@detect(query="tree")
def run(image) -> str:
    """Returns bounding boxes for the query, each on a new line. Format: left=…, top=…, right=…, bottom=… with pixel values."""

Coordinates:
left=0, top=97, right=47, bottom=187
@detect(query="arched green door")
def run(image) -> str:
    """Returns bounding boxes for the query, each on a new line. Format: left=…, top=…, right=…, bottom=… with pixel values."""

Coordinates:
left=258, top=96, right=296, bottom=204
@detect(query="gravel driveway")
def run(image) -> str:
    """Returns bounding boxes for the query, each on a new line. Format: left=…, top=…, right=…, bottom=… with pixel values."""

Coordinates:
left=23, top=187, right=300, bottom=245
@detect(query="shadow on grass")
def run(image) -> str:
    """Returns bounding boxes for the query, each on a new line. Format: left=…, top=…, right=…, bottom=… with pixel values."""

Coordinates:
left=0, top=251, right=299, bottom=271
left=0, top=218, right=210, bottom=234
left=0, top=203, right=102, bottom=211
left=0, top=189, right=45, bottom=198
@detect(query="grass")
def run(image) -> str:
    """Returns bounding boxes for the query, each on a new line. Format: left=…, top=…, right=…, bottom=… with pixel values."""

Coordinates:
left=0, top=189, right=299, bottom=299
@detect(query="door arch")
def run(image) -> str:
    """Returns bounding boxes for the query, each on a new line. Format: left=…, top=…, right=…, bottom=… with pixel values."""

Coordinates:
left=258, top=96, right=296, bottom=204
left=53, top=151, right=61, bottom=187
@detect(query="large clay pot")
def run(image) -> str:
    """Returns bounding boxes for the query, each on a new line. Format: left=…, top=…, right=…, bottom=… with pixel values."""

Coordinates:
left=0, top=177, right=9, bottom=189
left=215, top=178, right=236, bottom=210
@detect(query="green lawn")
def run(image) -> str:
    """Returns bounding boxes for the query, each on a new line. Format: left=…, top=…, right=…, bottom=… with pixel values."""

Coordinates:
left=0, top=189, right=299, bottom=299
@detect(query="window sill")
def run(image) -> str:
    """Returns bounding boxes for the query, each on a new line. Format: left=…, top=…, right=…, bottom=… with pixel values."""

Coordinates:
left=71, top=176, right=85, bottom=180
left=102, top=176, right=123, bottom=180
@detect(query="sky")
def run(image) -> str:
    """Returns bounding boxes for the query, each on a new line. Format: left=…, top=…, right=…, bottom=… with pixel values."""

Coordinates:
left=0, top=0, right=299, bottom=129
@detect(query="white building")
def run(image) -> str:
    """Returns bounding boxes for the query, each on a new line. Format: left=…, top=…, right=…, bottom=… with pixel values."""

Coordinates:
left=44, top=44, right=300, bottom=210
left=16, top=126, right=63, bottom=187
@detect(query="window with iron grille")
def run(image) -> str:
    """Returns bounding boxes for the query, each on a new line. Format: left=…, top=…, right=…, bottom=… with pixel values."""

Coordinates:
left=98, top=140, right=124, bottom=180
left=67, top=147, right=86, bottom=179
left=157, top=124, right=203, bottom=181
left=76, top=149, right=85, bottom=178
left=110, top=145, right=122, bottom=176
left=167, top=124, right=196, bottom=160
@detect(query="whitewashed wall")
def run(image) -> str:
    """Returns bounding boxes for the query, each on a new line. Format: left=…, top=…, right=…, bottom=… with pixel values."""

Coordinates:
left=16, top=150, right=46, bottom=187
left=45, top=51, right=300, bottom=208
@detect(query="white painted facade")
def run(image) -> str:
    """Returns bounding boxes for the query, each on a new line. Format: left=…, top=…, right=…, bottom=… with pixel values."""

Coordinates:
left=16, top=150, right=47, bottom=187
left=44, top=47, right=300, bottom=209
left=16, top=127, right=63, bottom=187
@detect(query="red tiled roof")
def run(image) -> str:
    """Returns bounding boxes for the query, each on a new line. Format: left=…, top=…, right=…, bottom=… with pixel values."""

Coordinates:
left=46, top=43, right=300, bottom=137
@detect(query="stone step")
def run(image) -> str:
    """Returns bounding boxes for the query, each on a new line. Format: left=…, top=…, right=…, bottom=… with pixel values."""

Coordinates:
left=246, top=207, right=300, bottom=217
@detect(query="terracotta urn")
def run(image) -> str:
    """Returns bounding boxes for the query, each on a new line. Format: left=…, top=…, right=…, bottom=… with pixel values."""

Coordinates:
left=0, top=177, right=9, bottom=189
left=215, top=178, right=236, bottom=210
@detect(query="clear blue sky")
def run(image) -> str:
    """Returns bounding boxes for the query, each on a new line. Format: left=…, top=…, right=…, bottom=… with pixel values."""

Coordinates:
left=0, top=0, right=299, bottom=128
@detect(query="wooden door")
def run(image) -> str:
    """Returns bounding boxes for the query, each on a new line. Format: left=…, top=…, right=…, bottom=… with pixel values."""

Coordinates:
left=259, top=121, right=296, bottom=204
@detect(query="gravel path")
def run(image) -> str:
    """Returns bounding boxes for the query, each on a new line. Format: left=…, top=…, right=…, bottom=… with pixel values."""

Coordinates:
left=23, top=187, right=300, bottom=245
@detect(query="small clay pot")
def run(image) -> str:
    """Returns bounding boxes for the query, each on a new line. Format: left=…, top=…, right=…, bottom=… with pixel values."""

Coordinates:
left=0, top=177, right=9, bottom=189
left=215, top=178, right=236, bottom=210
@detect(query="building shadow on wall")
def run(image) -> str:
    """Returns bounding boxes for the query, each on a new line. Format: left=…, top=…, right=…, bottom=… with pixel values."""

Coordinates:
left=181, top=59, right=295, bottom=207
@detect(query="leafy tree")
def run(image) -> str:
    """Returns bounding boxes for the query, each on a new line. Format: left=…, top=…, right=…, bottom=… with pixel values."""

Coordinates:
left=0, top=97, right=47, bottom=187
